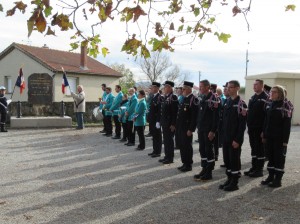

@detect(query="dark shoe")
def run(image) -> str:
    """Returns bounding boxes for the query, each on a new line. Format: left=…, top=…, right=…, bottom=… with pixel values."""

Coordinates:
left=200, top=172, right=212, bottom=181
left=124, top=143, right=129, bottom=146
left=223, top=177, right=239, bottom=191
left=248, top=170, right=263, bottom=178
left=219, top=178, right=231, bottom=189
left=135, top=147, right=145, bottom=150
left=261, top=175, right=274, bottom=185
left=158, top=158, right=166, bottom=163
left=145, top=133, right=152, bottom=137
left=177, top=165, right=185, bottom=170
left=119, top=138, right=127, bottom=142
left=220, top=164, right=226, bottom=168
left=112, top=136, right=121, bottom=139
left=99, top=130, right=106, bottom=133
left=180, top=166, right=192, bottom=172
left=127, top=143, right=135, bottom=146
left=105, top=134, right=112, bottom=137
left=148, top=152, right=155, bottom=156
left=244, top=168, right=255, bottom=176
left=268, top=180, right=282, bottom=188
left=193, top=168, right=207, bottom=181
left=162, top=160, right=173, bottom=164
left=151, top=154, right=161, bottom=158
left=76, top=127, right=83, bottom=130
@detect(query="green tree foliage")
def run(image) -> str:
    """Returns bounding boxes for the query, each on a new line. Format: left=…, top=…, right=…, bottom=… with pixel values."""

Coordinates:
left=109, top=63, right=135, bottom=94
left=0, top=1, right=296, bottom=58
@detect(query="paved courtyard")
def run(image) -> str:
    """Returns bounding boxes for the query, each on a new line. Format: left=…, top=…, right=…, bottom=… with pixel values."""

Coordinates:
left=1, top=127, right=300, bottom=224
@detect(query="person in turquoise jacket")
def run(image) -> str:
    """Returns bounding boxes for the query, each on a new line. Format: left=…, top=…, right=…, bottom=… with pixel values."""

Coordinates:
left=133, top=90, right=147, bottom=150
left=125, top=88, right=138, bottom=146
left=99, top=83, right=107, bottom=133
left=118, top=94, right=129, bottom=142
left=110, top=85, right=124, bottom=139
left=102, top=87, right=115, bottom=137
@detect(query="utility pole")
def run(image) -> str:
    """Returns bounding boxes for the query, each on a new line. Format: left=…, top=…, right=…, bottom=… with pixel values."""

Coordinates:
left=198, top=71, right=201, bottom=84
left=245, top=42, right=249, bottom=77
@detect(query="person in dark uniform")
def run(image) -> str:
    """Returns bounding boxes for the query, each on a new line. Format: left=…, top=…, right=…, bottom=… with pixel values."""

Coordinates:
left=0, top=86, right=9, bottom=132
left=261, top=85, right=292, bottom=188
left=147, top=82, right=163, bottom=158
left=176, top=81, right=199, bottom=172
left=194, top=80, right=219, bottom=181
left=245, top=79, right=268, bottom=177
left=175, top=87, right=184, bottom=149
left=159, top=81, right=178, bottom=164
left=219, top=80, right=247, bottom=191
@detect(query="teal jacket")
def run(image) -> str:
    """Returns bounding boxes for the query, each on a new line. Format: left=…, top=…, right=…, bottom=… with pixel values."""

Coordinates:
left=126, top=94, right=138, bottom=121
left=133, top=98, right=147, bottom=127
left=104, top=93, right=115, bottom=116
left=110, top=91, right=123, bottom=116
left=119, top=100, right=129, bottom=123
left=99, top=91, right=107, bottom=110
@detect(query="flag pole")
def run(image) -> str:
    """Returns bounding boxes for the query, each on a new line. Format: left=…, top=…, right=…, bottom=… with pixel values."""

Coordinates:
left=10, top=64, right=24, bottom=100
left=61, top=66, right=72, bottom=93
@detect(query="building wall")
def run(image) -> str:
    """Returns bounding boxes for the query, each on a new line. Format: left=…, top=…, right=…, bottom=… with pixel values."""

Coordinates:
left=0, top=48, right=120, bottom=103
left=245, top=73, right=300, bottom=125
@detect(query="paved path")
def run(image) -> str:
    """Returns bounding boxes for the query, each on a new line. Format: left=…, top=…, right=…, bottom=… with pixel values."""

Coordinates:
left=1, top=127, right=300, bottom=224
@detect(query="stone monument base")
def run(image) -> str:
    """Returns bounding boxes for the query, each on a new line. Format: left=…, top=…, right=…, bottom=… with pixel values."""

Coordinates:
left=10, top=116, right=72, bottom=128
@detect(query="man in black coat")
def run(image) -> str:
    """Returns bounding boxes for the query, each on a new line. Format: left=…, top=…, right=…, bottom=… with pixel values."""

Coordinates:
left=0, top=86, right=9, bottom=132
left=176, top=81, right=199, bottom=172
left=194, top=80, right=219, bottom=181
left=245, top=79, right=268, bottom=177
left=219, top=80, right=247, bottom=191
left=159, top=81, right=178, bottom=164
left=147, top=82, right=163, bottom=158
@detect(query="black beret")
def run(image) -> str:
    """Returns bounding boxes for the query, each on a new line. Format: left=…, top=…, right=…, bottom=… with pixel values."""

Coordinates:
left=223, top=82, right=228, bottom=87
left=264, top=84, right=271, bottom=92
left=163, top=81, right=175, bottom=87
left=152, top=82, right=161, bottom=87
left=183, top=81, right=194, bottom=88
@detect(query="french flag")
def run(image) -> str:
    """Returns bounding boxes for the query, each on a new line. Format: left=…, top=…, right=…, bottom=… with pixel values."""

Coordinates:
left=15, top=68, right=25, bottom=94
left=62, top=71, right=69, bottom=94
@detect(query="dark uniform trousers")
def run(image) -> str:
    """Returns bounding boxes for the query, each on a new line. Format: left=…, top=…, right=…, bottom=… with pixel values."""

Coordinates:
left=178, top=128, right=193, bottom=166
left=162, top=126, right=175, bottom=161
left=223, top=142, right=241, bottom=177
left=102, top=110, right=106, bottom=131
left=198, top=131, right=215, bottom=168
left=248, top=128, right=265, bottom=169
left=266, top=137, right=286, bottom=175
left=113, top=115, right=121, bottom=136
left=104, top=115, right=112, bottom=134
left=121, top=122, right=128, bottom=139
left=127, top=120, right=135, bottom=143
left=151, top=123, right=162, bottom=154
left=0, top=112, right=6, bottom=124
left=135, top=126, right=145, bottom=149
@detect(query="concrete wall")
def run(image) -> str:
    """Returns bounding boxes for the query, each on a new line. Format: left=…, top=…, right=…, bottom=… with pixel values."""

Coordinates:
left=0, top=48, right=120, bottom=102
left=245, top=72, right=300, bottom=125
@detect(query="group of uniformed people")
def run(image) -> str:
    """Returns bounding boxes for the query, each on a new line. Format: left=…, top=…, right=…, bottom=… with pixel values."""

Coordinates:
left=98, top=78, right=293, bottom=191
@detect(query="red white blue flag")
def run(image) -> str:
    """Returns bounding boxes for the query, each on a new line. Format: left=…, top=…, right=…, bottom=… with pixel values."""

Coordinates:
left=62, top=71, right=69, bottom=94
left=15, top=68, right=25, bottom=94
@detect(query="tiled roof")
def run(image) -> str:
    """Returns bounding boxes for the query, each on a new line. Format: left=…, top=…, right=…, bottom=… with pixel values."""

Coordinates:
left=0, top=42, right=122, bottom=77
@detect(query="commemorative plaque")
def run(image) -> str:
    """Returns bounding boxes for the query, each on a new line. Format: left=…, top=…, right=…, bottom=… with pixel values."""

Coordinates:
left=28, top=73, right=53, bottom=104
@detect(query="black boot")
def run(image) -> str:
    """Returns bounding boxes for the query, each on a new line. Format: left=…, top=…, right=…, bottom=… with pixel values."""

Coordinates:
left=261, top=170, right=275, bottom=185
left=223, top=175, right=239, bottom=191
left=219, top=171, right=231, bottom=189
left=248, top=169, right=263, bottom=178
left=0, top=124, right=7, bottom=132
left=194, top=167, right=207, bottom=181
left=244, top=157, right=257, bottom=176
left=249, top=158, right=265, bottom=177
left=201, top=162, right=214, bottom=181
left=268, top=172, right=283, bottom=188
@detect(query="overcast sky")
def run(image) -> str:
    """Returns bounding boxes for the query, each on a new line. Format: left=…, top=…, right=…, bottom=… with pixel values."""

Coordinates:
left=0, top=0, right=300, bottom=87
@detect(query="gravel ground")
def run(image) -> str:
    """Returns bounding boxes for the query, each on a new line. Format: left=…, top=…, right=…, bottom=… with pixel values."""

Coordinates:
left=0, top=127, right=300, bottom=224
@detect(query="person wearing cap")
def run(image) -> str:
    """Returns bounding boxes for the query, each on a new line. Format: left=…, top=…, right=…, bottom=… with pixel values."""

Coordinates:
left=176, top=81, right=199, bottom=172
left=70, top=85, right=86, bottom=130
left=244, top=79, right=269, bottom=178
left=147, top=82, right=163, bottom=158
left=158, top=81, right=178, bottom=164
left=0, top=86, right=9, bottom=132
left=102, top=87, right=115, bottom=137
left=219, top=80, right=247, bottom=191
left=99, top=83, right=107, bottom=133
left=174, top=86, right=184, bottom=149
left=194, top=80, right=219, bottom=181
left=110, top=85, right=124, bottom=139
